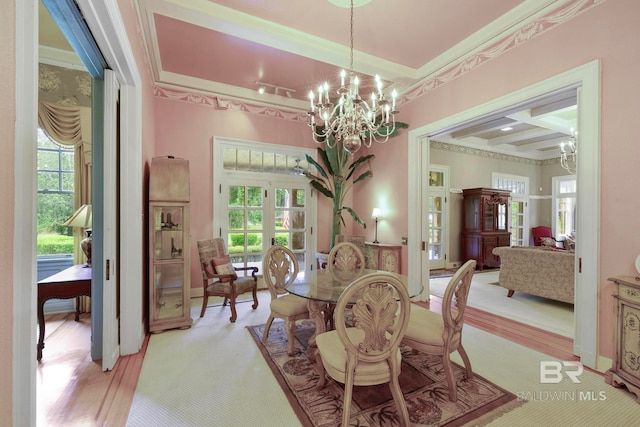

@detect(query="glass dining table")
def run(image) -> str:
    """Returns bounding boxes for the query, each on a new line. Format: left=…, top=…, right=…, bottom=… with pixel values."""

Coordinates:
left=284, top=268, right=423, bottom=360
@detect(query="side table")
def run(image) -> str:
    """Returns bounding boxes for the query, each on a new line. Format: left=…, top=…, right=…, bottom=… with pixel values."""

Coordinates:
left=37, top=265, right=92, bottom=360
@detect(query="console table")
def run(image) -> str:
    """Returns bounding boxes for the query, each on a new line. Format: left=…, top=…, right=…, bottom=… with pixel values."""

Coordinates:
left=37, top=265, right=91, bottom=360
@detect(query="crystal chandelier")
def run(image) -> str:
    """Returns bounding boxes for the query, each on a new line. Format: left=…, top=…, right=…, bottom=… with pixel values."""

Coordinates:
left=307, top=0, right=398, bottom=154
left=560, top=129, right=577, bottom=174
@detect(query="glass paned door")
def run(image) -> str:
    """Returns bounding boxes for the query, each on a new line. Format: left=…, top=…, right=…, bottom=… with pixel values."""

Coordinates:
left=510, top=200, right=525, bottom=246
left=223, top=181, right=311, bottom=276
left=227, top=185, right=264, bottom=274
left=428, top=195, right=444, bottom=267
left=427, top=167, right=448, bottom=270
left=274, top=186, right=307, bottom=268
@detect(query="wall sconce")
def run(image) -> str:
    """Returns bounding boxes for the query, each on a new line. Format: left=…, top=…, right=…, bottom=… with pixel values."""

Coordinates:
left=371, top=207, right=382, bottom=244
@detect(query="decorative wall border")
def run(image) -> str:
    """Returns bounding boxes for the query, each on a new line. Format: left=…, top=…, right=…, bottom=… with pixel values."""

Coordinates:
left=153, top=86, right=309, bottom=122
left=401, top=0, right=605, bottom=104
left=152, top=0, right=605, bottom=123
left=430, top=140, right=563, bottom=167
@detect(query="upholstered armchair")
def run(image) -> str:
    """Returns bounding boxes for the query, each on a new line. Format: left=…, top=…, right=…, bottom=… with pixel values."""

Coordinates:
left=196, top=238, right=258, bottom=323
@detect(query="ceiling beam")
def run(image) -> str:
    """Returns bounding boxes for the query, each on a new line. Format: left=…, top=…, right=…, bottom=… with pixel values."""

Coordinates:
left=450, top=117, right=515, bottom=139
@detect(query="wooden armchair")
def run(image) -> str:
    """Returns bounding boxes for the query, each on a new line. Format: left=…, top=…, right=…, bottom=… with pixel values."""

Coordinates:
left=196, top=238, right=258, bottom=323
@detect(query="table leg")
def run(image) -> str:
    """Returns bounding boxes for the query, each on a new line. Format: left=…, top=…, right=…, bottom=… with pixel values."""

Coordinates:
left=306, top=300, right=327, bottom=362
left=75, top=296, right=81, bottom=321
left=37, top=299, right=45, bottom=361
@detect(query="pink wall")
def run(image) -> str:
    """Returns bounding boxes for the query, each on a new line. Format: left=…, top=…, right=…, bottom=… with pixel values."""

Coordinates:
left=356, top=0, right=640, bottom=359
left=147, top=0, right=640, bottom=361
left=153, top=98, right=317, bottom=290
left=1, top=0, right=16, bottom=419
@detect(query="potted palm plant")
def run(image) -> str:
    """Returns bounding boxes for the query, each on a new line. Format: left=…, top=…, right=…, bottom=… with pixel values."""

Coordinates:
left=305, top=139, right=374, bottom=250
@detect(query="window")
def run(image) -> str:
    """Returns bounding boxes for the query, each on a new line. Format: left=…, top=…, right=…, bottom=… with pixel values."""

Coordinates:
left=553, top=176, right=576, bottom=237
left=493, top=173, right=529, bottom=246
left=37, top=128, right=75, bottom=256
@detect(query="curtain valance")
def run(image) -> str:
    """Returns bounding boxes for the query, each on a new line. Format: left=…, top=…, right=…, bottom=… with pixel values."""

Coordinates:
left=38, top=101, right=92, bottom=166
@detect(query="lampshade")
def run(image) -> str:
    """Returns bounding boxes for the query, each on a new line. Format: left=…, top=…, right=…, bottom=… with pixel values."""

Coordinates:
left=63, top=204, right=92, bottom=228
left=371, top=208, right=382, bottom=219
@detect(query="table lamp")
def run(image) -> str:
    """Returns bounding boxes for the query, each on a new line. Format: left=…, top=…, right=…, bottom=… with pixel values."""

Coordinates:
left=63, top=204, right=92, bottom=267
left=371, top=208, right=382, bottom=244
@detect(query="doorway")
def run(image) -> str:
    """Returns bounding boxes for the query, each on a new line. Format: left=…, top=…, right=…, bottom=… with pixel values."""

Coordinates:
left=407, top=61, right=600, bottom=368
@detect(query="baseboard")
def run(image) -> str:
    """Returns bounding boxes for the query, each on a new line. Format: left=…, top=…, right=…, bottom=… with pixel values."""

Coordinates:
left=596, top=356, right=612, bottom=374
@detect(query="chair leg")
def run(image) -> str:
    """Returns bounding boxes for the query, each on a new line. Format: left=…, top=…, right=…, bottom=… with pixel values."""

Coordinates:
left=228, top=294, right=237, bottom=323
left=199, top=294, right=209, bottom=318
left=341, top=369, right=355, bottom=426
left=285, top=318, right=296, bottom=356
left=442, top=355, right=458, bottom=402
left=263, top=315, right=275, bottom=343
left=388, top=366, right=410, bottom=426
left=458, top=344, right=474, bottom=379
left=251, top=286, right=258, bottom=310
left=315, top=352, right=327, bottom=390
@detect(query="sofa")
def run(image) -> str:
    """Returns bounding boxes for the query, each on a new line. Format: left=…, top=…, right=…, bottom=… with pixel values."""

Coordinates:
left=491, top=246, right=575, bottom=304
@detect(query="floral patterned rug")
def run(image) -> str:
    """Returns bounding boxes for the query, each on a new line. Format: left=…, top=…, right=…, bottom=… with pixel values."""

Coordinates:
left=248, top=319, right=523, bottom=426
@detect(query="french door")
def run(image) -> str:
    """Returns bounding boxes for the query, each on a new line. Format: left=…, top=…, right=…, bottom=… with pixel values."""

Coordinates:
left=220, top=179, right=312, bottom=276
left=427, top=166, right=449, bottom=270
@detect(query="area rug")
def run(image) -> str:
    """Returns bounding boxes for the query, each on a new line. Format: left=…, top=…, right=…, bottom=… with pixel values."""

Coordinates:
left=247, top=320, right=523, bottom=427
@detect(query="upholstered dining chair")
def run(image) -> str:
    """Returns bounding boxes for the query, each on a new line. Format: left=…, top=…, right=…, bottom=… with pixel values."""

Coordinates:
left=196, top=238, right=258, bottom=323
left=335, top=234, right=366, bottom=257
left=402, top=259, right=476, bottom=402
left=262, top=245, right=310, bottom=356
left=328, top=241, right=365, bottom=272
left=315, top=272, right=411, bottom=426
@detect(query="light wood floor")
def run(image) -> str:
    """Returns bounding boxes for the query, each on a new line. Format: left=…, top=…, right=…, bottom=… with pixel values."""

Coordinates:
left=37, top=292, right=574, bottom=426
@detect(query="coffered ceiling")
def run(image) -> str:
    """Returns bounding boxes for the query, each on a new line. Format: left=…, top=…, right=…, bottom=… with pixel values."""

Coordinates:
left=39, top=0, right=582, bottom=160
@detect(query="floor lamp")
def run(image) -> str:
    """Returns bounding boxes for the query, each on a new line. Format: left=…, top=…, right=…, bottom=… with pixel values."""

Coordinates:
left=371, top=208, right=382, bottom=244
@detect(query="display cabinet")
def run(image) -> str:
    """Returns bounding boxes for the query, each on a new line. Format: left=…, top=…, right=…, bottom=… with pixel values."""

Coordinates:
left=149, top=157, right=192, bottom=333
left=364, top=242, right=402, bottom=273
left=461, top=188, right=511, bottom=270
left=605, top=276, right=640, bottom=402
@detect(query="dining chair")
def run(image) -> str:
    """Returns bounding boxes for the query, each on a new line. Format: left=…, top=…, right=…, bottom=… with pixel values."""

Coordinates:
left=402, top=259, right=476, bottom=401
left=262, top=245, right=310, bottom=356
left=196, top=238, right=258, bottom=323
left=328, top=241, right=365, bottom=272
left=335, top=234, right=366, bottom=257
left=315, top=272, right=411, bottom=426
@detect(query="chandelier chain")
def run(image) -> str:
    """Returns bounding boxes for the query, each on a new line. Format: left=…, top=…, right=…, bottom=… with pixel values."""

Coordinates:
left=306, top=0, right=399, bottom=154
left=349, top=0, right=354, bottom=72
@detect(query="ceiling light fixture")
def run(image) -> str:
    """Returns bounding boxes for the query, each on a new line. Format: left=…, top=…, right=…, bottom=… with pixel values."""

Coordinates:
left=500, top=127, right=513, bottom=131
left=307, top=0, right=398, bottom=154
left=255, top=81, right=296, bottom=97
left=560, top=128, right=577, bottom=174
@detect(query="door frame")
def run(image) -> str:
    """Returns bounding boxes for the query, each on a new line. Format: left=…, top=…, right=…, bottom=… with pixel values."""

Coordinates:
left=212, top=137, right=317, bottom=273
left=14, top=0, right=142, bottom=422
left=408, top=60, right=600, bottom=368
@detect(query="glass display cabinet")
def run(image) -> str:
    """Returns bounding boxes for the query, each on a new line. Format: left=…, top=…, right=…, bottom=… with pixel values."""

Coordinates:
left=149, top=157, right=192, bottom=332
left=461, top=188, right=511, bottom=270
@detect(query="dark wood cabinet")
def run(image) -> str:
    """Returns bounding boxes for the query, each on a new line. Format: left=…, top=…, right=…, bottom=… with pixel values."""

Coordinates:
left=462, top=188, right=511, bottom=270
